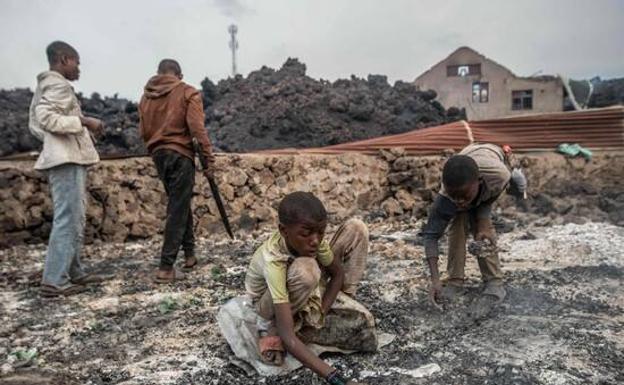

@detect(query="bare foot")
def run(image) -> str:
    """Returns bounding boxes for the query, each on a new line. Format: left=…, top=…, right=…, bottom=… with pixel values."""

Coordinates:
left=259, top=326, right=284, bottom=366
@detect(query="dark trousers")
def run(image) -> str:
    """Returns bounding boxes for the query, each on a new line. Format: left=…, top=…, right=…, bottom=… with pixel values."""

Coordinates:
left=152, top=149, right=195, bottom=270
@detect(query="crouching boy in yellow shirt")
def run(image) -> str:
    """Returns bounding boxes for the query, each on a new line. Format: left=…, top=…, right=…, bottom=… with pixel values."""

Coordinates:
left=245, top=191, right=369, bottom=385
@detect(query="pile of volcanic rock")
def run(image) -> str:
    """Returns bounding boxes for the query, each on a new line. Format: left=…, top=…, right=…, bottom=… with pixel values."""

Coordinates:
left=205, top=58, right=464, bottom=152
left=0, top=58, right=464, bottom=157
left=0, top=89, right=144, bottom=157
left=0, top=88, right=40, bottom=157
left=589, top=77, right=624, bottom=108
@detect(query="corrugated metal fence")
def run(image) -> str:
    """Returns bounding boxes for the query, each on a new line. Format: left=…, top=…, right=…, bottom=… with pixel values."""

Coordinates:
left=265, top=105, right=624, bottom=155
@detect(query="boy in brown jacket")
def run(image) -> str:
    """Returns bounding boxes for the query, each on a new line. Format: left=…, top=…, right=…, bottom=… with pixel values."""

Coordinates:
left=139, top=59, right=215, bottom=283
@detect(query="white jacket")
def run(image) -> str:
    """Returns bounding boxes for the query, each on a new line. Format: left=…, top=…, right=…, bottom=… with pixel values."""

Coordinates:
left=28, top=71, right=99, bottom=170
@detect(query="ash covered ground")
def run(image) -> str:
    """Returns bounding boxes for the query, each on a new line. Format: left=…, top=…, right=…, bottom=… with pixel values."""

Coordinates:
left=1, top=218, right=623, bottom=385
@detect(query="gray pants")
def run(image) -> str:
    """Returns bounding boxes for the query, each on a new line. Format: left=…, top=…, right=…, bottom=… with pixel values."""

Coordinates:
left=42, top=164, right=88, bottom=288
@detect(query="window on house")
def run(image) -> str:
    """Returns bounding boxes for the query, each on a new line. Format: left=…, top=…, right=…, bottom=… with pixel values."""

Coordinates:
left=447, top=64, right=482, bottom=77
left=472, top=82, right=489, bottom=103
left=512, top=90, right=533, bottom=110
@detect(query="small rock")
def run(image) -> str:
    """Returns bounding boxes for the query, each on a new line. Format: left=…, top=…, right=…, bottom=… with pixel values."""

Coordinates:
left=381, top=198, right=403, bottom=216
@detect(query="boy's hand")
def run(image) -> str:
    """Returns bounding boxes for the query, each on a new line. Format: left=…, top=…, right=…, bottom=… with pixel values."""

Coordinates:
left=326, top=370, right=367, bottom=385
left=429, top=279, right=443, bottom=310
left=201, top=161, right=218, bottom=179
left=81, top=116, right=104, bottom=137
left=321, top=257, right=345, bottom=315
left=475, top=228, right=496, bottom=244
left=475, top=218, right=496, bottom=244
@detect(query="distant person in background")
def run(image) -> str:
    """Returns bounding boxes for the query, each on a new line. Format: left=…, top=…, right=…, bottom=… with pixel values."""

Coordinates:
left=138, top=59, right=215, bottom=283
left=29, top=41, right=106, bottom=298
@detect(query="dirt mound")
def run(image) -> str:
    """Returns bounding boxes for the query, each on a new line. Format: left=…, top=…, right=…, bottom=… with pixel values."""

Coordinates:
left=206, top=58, right=464, bottom=152
left=0, top=59, right=463, bottom=157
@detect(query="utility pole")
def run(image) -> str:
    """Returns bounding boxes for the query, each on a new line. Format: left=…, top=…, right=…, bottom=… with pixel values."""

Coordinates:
left=228, top=24, right=238, bottom=77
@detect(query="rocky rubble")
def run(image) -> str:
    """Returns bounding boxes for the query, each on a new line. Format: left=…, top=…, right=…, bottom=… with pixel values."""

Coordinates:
left=0, top=58, right=463, bottom=157
left=0, top=219, right=622, bottom=384
left=206, top=58, right=464, bottom=152
left=0, top=89, right=144, bottom=158
left=1, top=151, right=623, bottom=248
left=588, top=77, right=624, bottom=108
left=0, top=89, right=40, bottom=157
left=79, top=93, right=145, bottom=156
left=566, top=77, right=624, bottom=109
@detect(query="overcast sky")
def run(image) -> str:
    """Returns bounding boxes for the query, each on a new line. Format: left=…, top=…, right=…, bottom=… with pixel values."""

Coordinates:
left=1, top=0, right=623, bottom=100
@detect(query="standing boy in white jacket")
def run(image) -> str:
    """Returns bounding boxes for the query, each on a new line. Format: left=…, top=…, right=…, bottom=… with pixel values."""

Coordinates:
left=29, top=41, right=105, bottom=297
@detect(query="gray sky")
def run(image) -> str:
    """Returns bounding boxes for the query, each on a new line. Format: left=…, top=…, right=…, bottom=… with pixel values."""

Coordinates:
left=1, top=0, right=623, bottom=100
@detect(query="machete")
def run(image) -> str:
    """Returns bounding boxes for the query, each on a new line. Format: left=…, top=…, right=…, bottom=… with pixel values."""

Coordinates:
left=193, top=139, right=234, bottom=239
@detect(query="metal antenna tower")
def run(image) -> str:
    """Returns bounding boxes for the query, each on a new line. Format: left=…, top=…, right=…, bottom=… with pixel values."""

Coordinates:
left=228, top=24, right=239, bottom=77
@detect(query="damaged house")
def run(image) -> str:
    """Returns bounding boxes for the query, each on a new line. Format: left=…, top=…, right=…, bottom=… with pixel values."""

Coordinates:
left=414, top=46, right=567, bottom=120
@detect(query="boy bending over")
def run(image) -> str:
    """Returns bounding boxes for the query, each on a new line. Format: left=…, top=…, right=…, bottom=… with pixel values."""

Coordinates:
left=423, top=143, right=526, bottom=307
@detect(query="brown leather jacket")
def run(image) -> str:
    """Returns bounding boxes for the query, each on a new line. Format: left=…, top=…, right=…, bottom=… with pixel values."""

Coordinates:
left=139, top=74, right=215, bottom=165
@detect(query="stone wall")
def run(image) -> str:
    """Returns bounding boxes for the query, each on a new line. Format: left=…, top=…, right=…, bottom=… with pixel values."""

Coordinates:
left=0, top=153, right=388, bottom=247
left=381, top=150, right=624, bottom=226
left=1, top=151, right=622, bottom=248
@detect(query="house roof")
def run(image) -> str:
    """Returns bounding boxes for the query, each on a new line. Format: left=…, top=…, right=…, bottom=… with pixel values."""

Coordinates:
left=414, top=46, right=560, bottom=84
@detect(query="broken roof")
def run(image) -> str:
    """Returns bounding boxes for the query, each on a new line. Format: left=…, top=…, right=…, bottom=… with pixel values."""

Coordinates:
left=414, top=46, right=561, bottom=84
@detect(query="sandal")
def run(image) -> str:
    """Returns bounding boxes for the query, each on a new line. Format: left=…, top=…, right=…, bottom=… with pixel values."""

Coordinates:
left=71, top=272, right=113, bottom=285
left=154, top=268, right=186, bottom=284
left=181, top=256, right=198, bottom=272
left=39, top=283, right=88, bottom=298
left=258, top=335, right=285, bottom=366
